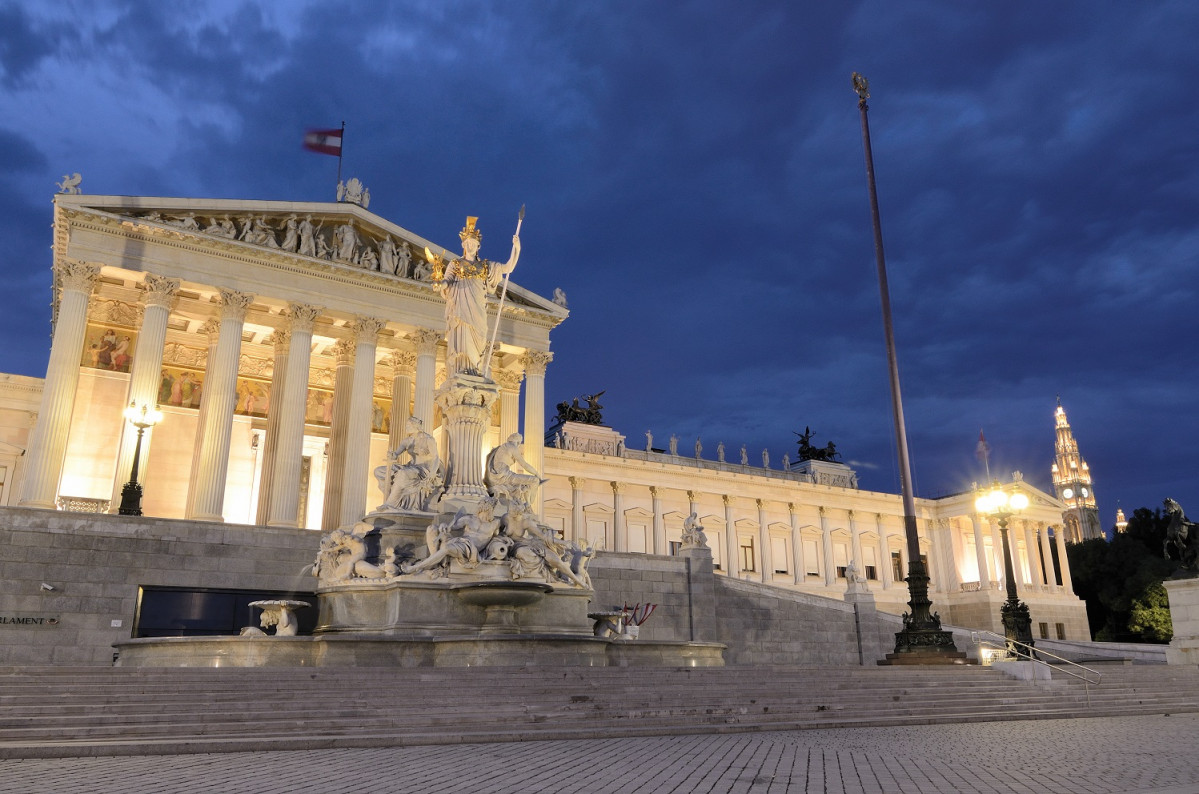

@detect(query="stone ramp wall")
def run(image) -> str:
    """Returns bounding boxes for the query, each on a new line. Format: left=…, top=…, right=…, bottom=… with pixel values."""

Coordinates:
left=0, top=507, right=318, bottom=665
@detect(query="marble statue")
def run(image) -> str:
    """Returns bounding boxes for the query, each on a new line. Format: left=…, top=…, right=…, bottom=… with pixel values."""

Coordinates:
left=740, top=445, right=748, bottom=466
left=396, top=242, right=412, bottom=278
left=1164, top=498, right=1199, bottom=570
left=695, top=437, right=702, bottom=459
left=56, top=173, right=82, bottom=194
left=762, top=449, right=770, bottom=469
left=505, top=502, right=591, bottom=588
left=485, top=433, right=543, bottom=505
left=279, top=214, right=299, bottom=251
left=374, top=417, right=442, bottom=512
left=430, top=216, right=520, bottom=377
left=378, top=236, right=398, bottom=275
left=247, top=600, right=309, bottom=637
left=645, top=430, right=653, bottom=451
left=717, top=441, right=725, bottom=463
left=298, top=215, right=317, bottom=257
left=336, top=177, right=370, bottom=208
left=681, top=512, right=708, bottom=549
left=401, top=499, right=504, bottom=577
left=335, top=223, right=358, bottom=262
left=314, top=526, right=394, bottom=582
left=552, top=287, right=568, bottom=308
left=360, top=246, right=379, bottom=271
left=669, top=434, right=678, bottom=456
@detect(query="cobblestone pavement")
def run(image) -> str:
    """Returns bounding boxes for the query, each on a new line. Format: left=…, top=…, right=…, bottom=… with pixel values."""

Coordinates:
left=1, top=715, right=1197, bottom=794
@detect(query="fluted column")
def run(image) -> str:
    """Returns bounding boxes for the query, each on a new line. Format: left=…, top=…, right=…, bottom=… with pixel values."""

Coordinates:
left=989, top=518, right=1005, bottom=588
left=187, top=289, right=253, bottom=521
left=1023, top=522, right=1042, bottom=589
left=321, top=340, right=355, bottom=530
left=819, top=507, right=835, bottom=587
left=877, top=514, right=893, bottom=590
left=338, top=316, right=384, bottom=527
left=183, top=319, right=220, bottom=519
left=611, top=481, right=626, bottom=553
left=255, top=329, right=290, bottom=525
left=409, top=329, right=440, bottom=431
left=970, top=514, right=991, bottom=587
left=387, top=350, right=415, bottom=451
left=267, top=303, right=322, bottom=528
left=723, top=495, right=737, bottom=577
left=757, top=498, right=770, bottom=582
left=569, top=476, right=583, bottom=544
left=1038, top=522, right=1057, bottom=588
left=20, top=259, right=101, bottom=508
left=789, top=504, right=803, bottom=585
left=650, top=487, right=666, bottom=555
left=520, top=350, right=552, bottom=516
left=849, top=509, right=864, bottom=582
left=110, top=274, right=178, bottom=509
left=1054, top=525, right=1074, bottom=593
left=495, top=367, right=523, bottom=442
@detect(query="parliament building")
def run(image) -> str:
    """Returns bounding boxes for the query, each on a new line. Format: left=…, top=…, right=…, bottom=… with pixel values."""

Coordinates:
left=0, top=189, right=1091, bottom=663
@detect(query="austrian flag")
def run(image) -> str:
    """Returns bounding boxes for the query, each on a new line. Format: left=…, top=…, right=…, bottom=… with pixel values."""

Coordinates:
left=303, top=128, right=343, bottom=156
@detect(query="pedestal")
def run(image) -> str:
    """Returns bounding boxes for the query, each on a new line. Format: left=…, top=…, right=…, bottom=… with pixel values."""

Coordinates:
left=435, top=374, right=498, bottom=502
left=1164, top=576, right=1199, bottom=665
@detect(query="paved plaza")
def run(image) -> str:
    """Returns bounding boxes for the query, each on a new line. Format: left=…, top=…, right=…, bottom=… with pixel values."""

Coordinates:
left=0, top=714, right=1196, bottom=794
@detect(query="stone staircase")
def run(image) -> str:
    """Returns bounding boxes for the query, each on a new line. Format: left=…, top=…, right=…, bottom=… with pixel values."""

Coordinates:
left=0, top=663, right=1196, bottom=758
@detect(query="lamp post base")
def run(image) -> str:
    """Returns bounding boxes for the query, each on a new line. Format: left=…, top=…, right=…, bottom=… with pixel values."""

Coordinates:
left=879, top=568, right=968, bottom=664
left=117, top=481, right=143, bottom=516
left=1001, top=598, right=1037, bottom=659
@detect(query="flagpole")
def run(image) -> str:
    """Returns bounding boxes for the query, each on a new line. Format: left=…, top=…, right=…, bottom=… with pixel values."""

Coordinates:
left=853, top=72, right=960, bottom=662
left=336, top=121, right=345, bottom=195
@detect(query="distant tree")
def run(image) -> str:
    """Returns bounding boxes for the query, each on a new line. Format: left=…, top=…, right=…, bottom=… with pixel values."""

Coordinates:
left=1066, top=507, right=1174, bottom=643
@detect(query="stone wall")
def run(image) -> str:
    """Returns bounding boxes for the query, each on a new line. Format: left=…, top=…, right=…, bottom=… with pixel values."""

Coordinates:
left=0, top=506, right=319, bottom=665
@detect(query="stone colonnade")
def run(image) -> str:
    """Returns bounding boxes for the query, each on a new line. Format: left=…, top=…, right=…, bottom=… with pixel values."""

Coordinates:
left=19, top=261, right=550, bottom=526
left=552, top=471, right=1075, bottom=596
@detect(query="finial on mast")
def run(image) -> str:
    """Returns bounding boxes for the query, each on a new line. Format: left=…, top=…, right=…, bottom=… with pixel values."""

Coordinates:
left=851, top=72, right=870, bottom=104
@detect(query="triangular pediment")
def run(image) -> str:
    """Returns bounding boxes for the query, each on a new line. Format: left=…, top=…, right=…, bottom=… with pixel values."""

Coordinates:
left=56, top=194, right=567, bottom=319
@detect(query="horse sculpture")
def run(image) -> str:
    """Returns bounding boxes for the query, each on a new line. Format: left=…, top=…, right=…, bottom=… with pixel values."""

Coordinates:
left=1163, top=497, right=1199, bottom=570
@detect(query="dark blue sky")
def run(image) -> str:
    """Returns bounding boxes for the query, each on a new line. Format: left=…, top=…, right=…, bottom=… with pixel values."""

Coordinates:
left=3, top=1, right=1198, bottom=529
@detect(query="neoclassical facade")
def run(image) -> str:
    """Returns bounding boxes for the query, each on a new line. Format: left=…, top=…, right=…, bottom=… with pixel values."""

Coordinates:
left=0, top=190, right=1089, bottom=640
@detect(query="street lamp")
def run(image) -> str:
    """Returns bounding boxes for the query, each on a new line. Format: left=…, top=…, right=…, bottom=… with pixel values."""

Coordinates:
left=974, top=481, right=1036, bottom=658
left=117, top=401, right=163, bottom=516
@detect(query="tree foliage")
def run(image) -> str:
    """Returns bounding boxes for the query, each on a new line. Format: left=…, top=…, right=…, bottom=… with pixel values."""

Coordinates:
left=1065, top=507, right=1174, bottom=643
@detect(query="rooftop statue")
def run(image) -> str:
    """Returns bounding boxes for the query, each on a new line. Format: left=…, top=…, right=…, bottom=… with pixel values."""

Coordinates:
left=1164, top=498, right=1199, bottom=571
left=795, top=426, right=842, bottom=463
left=426, top=216, right=520, bottom=378
left=555, top=390, right=605, bottom=425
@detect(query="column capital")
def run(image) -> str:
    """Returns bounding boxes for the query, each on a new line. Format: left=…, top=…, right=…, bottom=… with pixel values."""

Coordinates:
left=569, top=476, right=584, bottom=490
left=140, top=273, right=180, bottom=309
left=520, top=350, right=553, bottom=376
left=818, top=505, right=826, bottom=515
left=266, top=328, right=291, bottom=353
left=847, top=508, right=855, bottom=518
left=218, top=288, right=255, bottom=322
left=384, top=349, right=417, bottom=373
left=199, top=318, right=221, bottom=342
left=333, top=338, right=355, bottom=367
left=54, top=258, right=102, bottom=293
left=409, top=328, right=441, bottom=355
left=493, top=368, right=524, bottom=392
left=285, top=302, right=323, bottom=333
left=722, top=494, right=733, bottom=507
left=350, top=315, right=387, bottom=343
left=787, top=502, right=796, bottom=513
left=756, top=498, right=765, bottom=509
left=650, top=485, right=660, bottom=498
left=610, top=481, right=626, bottom=494
left=686, top=489, right=698, bottom=502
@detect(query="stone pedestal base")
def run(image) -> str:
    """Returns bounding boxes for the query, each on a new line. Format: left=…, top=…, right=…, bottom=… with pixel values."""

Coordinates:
left=1164, top=576, right=1199, bottom=665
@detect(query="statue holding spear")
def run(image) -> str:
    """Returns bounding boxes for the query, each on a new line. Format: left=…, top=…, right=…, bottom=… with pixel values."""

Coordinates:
left=424, top=207, right=522, bottom=379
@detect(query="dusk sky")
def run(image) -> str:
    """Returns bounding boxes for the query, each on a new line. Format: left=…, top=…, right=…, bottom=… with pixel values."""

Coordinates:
left=2, top=2, right=1198, bottom=530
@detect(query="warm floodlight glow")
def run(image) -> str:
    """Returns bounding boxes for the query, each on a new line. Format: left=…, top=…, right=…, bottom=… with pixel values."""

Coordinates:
left=975, top=482, right=1027, bottom=517
left=1010, top=493, right=1029, bottom=511
left=123, top=401, right=163, bottom=429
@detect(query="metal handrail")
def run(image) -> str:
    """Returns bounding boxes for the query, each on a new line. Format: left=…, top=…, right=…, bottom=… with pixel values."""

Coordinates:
left=972, top=630, right=1103, bottom=706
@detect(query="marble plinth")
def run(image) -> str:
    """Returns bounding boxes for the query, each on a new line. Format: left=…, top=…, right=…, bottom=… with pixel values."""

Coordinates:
left=1164, top=576, right=1199, bottom=665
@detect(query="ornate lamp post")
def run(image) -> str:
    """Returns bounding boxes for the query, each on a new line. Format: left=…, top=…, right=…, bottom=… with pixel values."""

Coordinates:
left=974, top=482, right=1036, bottom=658
left=118, top=402, right=163, bottom=516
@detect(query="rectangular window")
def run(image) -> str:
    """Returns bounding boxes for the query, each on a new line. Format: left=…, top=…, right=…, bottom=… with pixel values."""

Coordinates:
left=134, top=586, right=317, bottom=638
left=740, top=537, right=755, bottom=572
left=803, top=539, right=821, bottom=576
left=863, top=546, right=878, bottom=580
left=1038, top=622, right=1050, bottom=639
left=834, top=542, right=849, bottom=579
left=669, top=541, right=681, bottom=556
left=891, top=551, right=904, bottom=582
left=628, top=524, right=648, bottom=554
left=1055, top=623, right=1066, bottom=640
left=771, top=537, right=789, bottom=574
